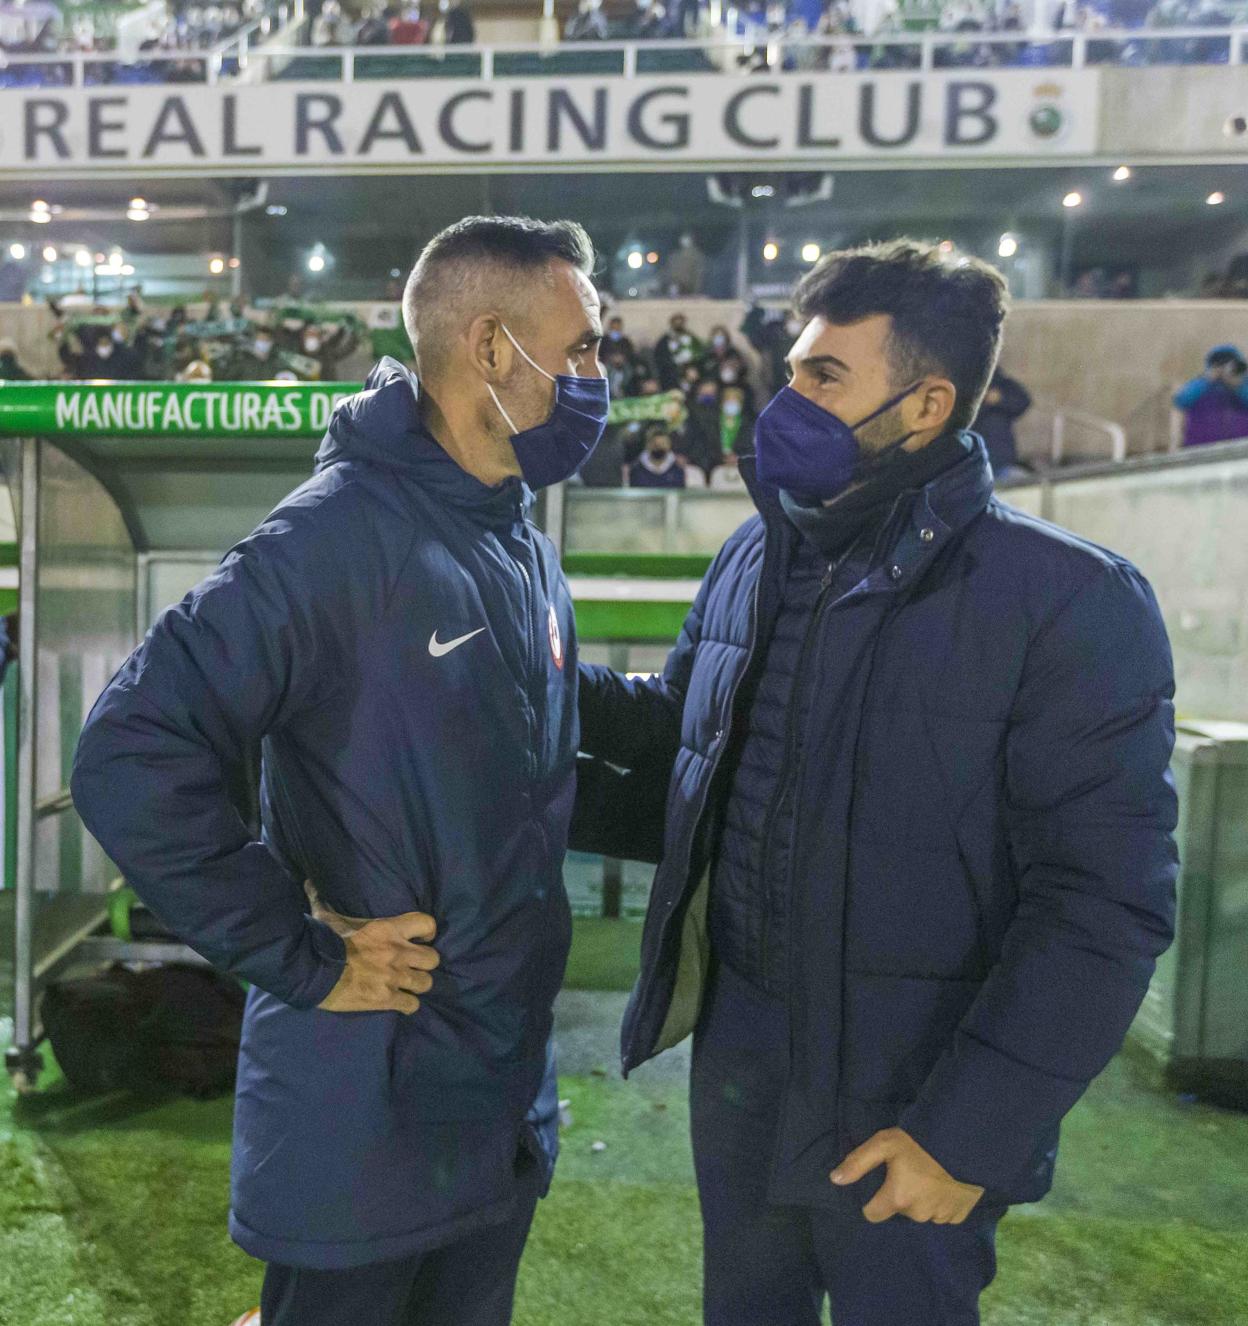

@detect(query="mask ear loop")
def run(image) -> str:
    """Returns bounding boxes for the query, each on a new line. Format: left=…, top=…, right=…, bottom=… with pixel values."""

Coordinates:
left=488, top=323, right=557, bottom=436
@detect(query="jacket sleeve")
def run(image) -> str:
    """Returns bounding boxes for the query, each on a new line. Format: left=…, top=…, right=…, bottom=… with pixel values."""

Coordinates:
left=70, top=514, right=351, bottom=1010
left=899, top=561, right=1178, bottom=1193
left=571, top=554, right=716, bottom=861
left=1172, top=376, right=1212, bottom=410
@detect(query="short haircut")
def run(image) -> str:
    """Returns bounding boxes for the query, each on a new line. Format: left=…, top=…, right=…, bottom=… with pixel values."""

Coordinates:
left=402, top=215, right=594, bottom=379
left=793, top=238, right=1010, bottom=431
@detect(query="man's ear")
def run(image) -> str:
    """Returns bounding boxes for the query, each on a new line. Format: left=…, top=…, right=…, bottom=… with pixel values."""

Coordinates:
left=467, top=314, right=513, bottom=383
left=914, top=378, right=957, bottom=433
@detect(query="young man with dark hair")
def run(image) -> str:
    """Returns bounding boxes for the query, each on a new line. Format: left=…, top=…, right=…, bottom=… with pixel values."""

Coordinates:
left=574, top=237, right=1177, bottom=1323
left=72, top=215, right=608, bottom=1326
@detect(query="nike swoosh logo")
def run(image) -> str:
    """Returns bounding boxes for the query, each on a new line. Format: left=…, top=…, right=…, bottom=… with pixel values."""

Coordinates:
left=428, top=627, right=487, bottom=658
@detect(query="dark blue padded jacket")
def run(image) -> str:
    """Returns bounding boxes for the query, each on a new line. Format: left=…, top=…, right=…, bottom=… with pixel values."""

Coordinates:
left=72, top=358, right=576, bottom=1268
left=574, top=436, right=1178, bottom=1213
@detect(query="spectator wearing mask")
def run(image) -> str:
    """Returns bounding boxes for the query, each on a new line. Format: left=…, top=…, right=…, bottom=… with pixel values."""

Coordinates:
left=972, top=366, right=1032, bottom=478
left=741, top=304, right=803, bottom=394
left=655, top=314, right=704, bottom=390
left=603, top=344, right=641, bottom=399
left=177, top=358, right=215, bottom=383
left=228, top=327, right=281, bottom=381
left=1173, top=345, right=1248, bottom=447
left=603, top=315, right=637, bottom=361
left=0, top=338, right=33, bottom=380
left=626, top=427, right=687, bottom=489
left=82, top=325, right=143, bottom=380
left=566, top=0, right=609, bottom=39
left=702, top=324, right=739, bottom=373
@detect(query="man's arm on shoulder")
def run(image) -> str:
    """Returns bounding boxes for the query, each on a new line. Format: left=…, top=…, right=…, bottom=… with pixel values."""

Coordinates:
left=71, top=512, right=351, bottom=1010
left=898, top=560, right=1179, bottom=1194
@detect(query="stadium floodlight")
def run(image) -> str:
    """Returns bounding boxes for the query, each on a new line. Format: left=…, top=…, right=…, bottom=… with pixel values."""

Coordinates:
left=626, top=251, right=644, bottom=270
left=1062, top=191, right=1083, bottom=209
left=762, top=241, right=779, bottom=262
left=30, top=200, right=48, bottom=212
left=208, top=256, right=226, bottom=275
left=129, top=197, right=147, bottom=210
left=801, top=243, right=821, bottom=263
left=1206, top=191, right=1226, bottom=206
left=265, top=204, right=288, bottom=217
left=646, top=251, right=659, bottom=265
left=308, top=253, right=327, bottom=273
left=30, top=212, right=51, bottom=224
left=74, top=249, right=92, bottom=267
left=127, top=207, right=150, bottom=221
left=120, top=265, right=135, bottom=276
left=998, top=234, right=1018, bottom=258
left=229, top=257, right=241, bottom=269
left=42, top=246, right=57, bottom=263
left=9, top=243, right=27, bottom=260
left=751, top=185, right=776, bottom=199
left=1112, top=166, right=1131, bottom=182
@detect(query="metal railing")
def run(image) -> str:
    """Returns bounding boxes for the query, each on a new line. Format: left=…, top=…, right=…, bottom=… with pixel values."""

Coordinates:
left=1048, top=408, right=1128, bottom=467
left=1, top=24, right=1244, bottom=86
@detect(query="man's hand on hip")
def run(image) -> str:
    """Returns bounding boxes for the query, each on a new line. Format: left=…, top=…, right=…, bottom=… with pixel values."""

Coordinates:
left=307, top=882, right=440, bottom=1015
left=830, top=1127, right=985, bottom=1225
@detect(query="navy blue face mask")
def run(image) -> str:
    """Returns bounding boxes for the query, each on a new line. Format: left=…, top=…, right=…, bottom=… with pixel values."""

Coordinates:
left=488, top=325, right=610, bottom=490
left=754, top=380, right=924, bottom=503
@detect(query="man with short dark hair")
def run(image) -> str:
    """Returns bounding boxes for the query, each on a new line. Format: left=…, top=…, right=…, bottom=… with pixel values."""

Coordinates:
left=574, top=238, right=1177, bottom=1323
left=72, top=215, right=608, bottom=1326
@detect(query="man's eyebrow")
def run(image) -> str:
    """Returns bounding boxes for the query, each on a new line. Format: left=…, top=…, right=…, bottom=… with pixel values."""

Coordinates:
left=791, top=353, right=852, bottom=374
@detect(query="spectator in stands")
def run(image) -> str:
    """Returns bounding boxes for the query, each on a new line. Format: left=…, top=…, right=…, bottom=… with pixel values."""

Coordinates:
left=1173, top=345, right=1248, bottom=447
left=741, top=303, right=801, bottom=394
left=442, top=0, right=475, bottom=44
left=603, top=343, right=642, bottom=399
left=664, top=232, right=707, bottom=296
left=708, top=449, right=749, bottom=490
left=654, top=312, right=704, bottom=390
left=566, top=0, right=609, bottom=40
left=177, top=358, right=215, bottom=383
left=0, top=338, right=33, bottom=381
left=972, top=366, right=1032, bottom=478
left=228, top=326, right=281, bottom=380
left=71, top=324, right=143, bottom=380
left=626, top=426, right=688, bottom=488
left=604, top=314, right=637, bottom=361
left=388, top=5, right=430, bottom=43
left=702, top=323, right=740, bottom=373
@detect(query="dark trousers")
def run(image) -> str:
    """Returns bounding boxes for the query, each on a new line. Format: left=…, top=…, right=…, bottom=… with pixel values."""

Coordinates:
left=691, top=962, right=1001, bottom=1326
left=260, top=1156, right=541, bottom=1326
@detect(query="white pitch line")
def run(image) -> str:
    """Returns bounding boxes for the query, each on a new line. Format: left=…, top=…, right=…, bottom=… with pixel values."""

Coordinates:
left=567, top=577, right=703, bottom=603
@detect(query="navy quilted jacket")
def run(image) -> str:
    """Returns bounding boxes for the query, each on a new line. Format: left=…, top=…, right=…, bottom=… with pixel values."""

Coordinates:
left=575, top=436, right=1178, bottom=1210
left=71, top=359, right=575, bottom=1269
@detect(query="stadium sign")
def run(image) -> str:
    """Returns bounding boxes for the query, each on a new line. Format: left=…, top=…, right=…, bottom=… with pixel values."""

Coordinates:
left=0, top=71, right=1098, bottom=174
left=0, top=382, right=686, bottom=437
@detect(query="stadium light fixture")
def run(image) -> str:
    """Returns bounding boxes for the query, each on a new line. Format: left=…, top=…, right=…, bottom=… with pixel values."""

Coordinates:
left=1112, top=166, right=1131, bottom=182
left=129, top=197, right=147, bottom=210
left=307, top=253, right=327, bottom=273
left=74, top=249, right=92, bottom=268
left=1062, top=191, right=1083, bottom=209
left=8, top=243, right=26, bottom=260
left=127, top=207, right=150, bottom=221
left=1206, top=191, right=1226, bottom=206
left=762, top=241, right=779, bottom=262
left=229, top=257, right=241, bottom=269
left=626, top=250, right=644, bottom=270
left=801, top=242, right=821, bottom=263
left=31, top=200, right=48, bottom=212
left=751, top=185, right=776, bottom=199
left=209, top=256, right=226, bottom=275
left=998, top=234, right=1018, bottom=258
left=646, top=251, right=659, bottom=265
left=120, top=265, right=135, bottom=276
left=29, top=212, right=51, bottom=225
left=42, top=246, right=57, bottom=263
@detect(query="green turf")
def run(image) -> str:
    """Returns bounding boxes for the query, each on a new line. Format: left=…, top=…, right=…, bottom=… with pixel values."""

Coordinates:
left=1, top=917, right=1246, bottom=1325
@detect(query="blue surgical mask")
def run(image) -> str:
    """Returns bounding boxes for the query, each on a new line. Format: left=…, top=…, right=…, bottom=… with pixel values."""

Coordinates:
left=754, top=380, right=923, bottom=503
left=487, top=324, right=610, bottom=490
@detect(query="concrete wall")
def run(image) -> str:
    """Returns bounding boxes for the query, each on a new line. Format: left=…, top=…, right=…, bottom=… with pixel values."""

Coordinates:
left=3, top=297, right=1246, bottom=460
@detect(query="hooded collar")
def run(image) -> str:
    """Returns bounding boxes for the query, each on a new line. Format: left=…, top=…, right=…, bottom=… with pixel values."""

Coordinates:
left=315, top=357, right=533, bottom=528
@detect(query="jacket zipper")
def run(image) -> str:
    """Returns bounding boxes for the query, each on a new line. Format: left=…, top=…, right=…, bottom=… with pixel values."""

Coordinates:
left=514, top=534, right=541, bottom=783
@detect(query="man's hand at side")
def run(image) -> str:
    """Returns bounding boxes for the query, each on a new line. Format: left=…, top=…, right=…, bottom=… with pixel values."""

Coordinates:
left=830, top=1127, right=985, bottom=1225
left=306, top=883, right=440, bottom=1015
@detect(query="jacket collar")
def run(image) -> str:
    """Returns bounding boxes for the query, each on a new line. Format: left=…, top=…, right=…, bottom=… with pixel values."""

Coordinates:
left=315, top=357, right=533, bottom=528
left=741, top=431, right=994, bottom=596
